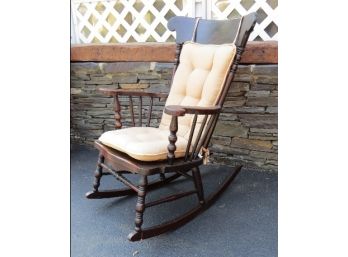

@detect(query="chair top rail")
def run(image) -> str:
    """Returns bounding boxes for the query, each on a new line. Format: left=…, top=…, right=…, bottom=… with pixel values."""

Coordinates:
left=168, top=13, right=257, bottom=47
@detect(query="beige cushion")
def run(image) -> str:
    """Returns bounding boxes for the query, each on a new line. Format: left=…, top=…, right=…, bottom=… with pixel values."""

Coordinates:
left=99, top=42, right=236, bottom=162
left=99, top=127, right=188, bottom=162
left=159, top=42, right=236, bottom=140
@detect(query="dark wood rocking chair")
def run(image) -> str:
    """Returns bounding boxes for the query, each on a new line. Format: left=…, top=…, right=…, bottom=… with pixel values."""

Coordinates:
left=86, top=13, right=257, bottom=241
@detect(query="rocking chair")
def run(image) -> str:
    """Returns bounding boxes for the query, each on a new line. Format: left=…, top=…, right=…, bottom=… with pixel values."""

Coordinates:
left=86, top=13, right=257, bottom=241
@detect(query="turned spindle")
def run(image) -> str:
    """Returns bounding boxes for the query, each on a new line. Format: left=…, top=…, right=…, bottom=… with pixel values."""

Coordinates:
left=113, top=94, right=122, bottom=129
left=92, top=154, right=104, bottom=192
left=167, top=116, right=178, bottom=165
left=134, top=175, right=148, bottom=233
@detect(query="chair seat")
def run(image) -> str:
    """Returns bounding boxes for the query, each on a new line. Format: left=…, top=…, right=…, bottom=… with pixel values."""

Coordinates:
left=98, top=127, right=189, bottom=162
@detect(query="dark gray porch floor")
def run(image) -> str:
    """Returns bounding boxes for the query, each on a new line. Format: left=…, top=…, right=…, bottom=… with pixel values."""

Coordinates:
left=71, top=145, right=277, bottom=257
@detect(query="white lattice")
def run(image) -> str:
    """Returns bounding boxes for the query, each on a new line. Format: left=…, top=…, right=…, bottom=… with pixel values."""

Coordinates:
left=71, top=0, right=277, bottom=43
left=71, top=0, right=194, bottom=43
left=207, top=0, right=278, bottom=40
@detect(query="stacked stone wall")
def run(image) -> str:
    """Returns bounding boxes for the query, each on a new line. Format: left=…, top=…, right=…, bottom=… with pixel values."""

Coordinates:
left=71, top=62, right=278, bottom=172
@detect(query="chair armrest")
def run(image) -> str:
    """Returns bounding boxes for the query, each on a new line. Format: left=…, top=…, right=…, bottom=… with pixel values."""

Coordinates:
left=164, top=105, right=221, bottom=116
left=165, top=105, right=221, bottom=164
left=98, top=88, right=168, bottom=98
left=98, top=88, right=168, bottom=129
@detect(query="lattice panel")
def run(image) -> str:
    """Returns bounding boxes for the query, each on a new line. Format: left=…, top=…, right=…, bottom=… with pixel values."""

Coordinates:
left=207, top=0, right=278, bottom=40
left=71, top=0, right=193, bottom=43
left=71, top=0, right=277, bottom=43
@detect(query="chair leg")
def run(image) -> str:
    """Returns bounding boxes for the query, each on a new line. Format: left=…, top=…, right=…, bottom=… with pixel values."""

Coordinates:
left=92, top=154, right=104, bottom=193
left=192, top=167, right=205, bottom=204
left=134, top=175, right=148, bottom=234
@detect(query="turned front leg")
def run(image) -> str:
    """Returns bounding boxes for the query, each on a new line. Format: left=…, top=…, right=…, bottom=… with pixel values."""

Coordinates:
left=134, top=175, right=148, bottom=233
left=93, top=154, right=104, bottom=192
left=167, top=116, right=178, bottom=165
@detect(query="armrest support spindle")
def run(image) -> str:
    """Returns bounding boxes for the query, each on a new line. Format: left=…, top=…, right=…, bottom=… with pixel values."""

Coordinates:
left=165, top=105, right=221, bottom=164
left=113, top=95, right=122, bottom=129
left=167, top=116, right=178, bottom=165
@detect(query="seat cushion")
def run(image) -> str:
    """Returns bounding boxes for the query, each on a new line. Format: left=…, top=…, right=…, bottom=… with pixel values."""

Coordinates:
left=159, top=42, right=236, bottom=140
left=99, top=127, right=189, bottom=162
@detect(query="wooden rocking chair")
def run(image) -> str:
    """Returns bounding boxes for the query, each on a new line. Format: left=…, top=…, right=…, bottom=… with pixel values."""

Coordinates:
left=86, top=13, right=257, bottom=241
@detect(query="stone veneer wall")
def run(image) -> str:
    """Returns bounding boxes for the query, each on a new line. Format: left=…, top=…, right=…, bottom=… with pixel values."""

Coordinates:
left=71, top=62, right=278, bottom=172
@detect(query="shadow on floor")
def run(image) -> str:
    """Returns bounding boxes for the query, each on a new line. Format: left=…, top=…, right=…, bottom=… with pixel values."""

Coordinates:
left=71, top=144, right=277, bottom=257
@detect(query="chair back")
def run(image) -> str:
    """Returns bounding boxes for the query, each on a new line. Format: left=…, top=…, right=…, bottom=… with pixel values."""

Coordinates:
left=161, top=13, right=257, bottom=158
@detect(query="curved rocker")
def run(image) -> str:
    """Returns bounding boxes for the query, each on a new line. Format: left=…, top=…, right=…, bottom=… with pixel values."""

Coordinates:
left=128, top=165, right=242, bottom=241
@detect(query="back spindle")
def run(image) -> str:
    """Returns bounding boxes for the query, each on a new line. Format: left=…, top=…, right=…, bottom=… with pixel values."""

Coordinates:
left=184, top=114, right=198, bottom=161
left=147, top=96, right=154, bottom=127
left=190, top=115, right=208, bottom=161
left=168, top=43, right=183, bottom=88
left=129, top=95, right=135, bottom=126
left=139, top=96, right=142, bottom=126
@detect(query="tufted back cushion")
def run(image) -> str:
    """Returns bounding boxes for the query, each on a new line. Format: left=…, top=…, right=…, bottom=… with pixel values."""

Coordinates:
left=159, top=42, right=237, bottom=140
